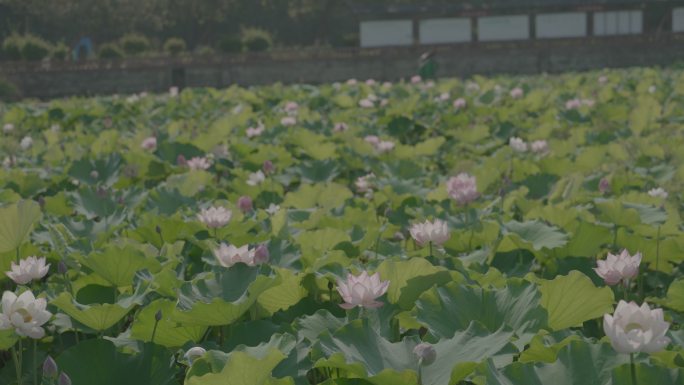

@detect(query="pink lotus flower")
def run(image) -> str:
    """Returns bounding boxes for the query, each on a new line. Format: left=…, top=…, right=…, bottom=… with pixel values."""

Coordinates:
left=197, top=206, right=232, bottom=228
left=355, top=173, right=375, bottom=194
left=333, top=122, right=349, bottom=133
left=141, top=136, right=157, bottom=151
left=439, top=92, right=450, bottom=101
left=599, top=177, right=610, bottom=194
left=565, top=98, right=582, bottom=110
left=246, top=124, right=265, bottom=138
left=446, top=173, right=479, bottom=205
left=187, top=156, right=211, bottom=170
left=237, top=195, right=253, bottom=213
left=284, top=101, right=299, bottom=114
left=410, top=219, right=450, bottom=247
left=364, top=135, right=380, bottom=145
left=254, top=244, right=270, bottom=264
left=262, top=160, right=275, bottom=174
left=510, top=87, right=524, bottom=99
left=365, top=79, right=376, bottom=86
left=509, top=137, right=528, bottom=152
left=594, top=249, right=642, bottom=286
left=530, top=140, right=549, bottom=155
left=453, top=98, right=466, bottom=109
left=336, top=271, right=389, bottom=309
left=382, top=81, right=392, bottom=88
left=411, top=75, right=422, bottom=84
left=281, top=117, right=297, bottom=126
left=346, top=78, right=358, bottom=85
left=6, top=256, right=49, bottom=285
left=359, top=99, right=374, bottom=108
left=375, top=140, right=395, bottom=153
left=213, top=243, right=262, bottom=268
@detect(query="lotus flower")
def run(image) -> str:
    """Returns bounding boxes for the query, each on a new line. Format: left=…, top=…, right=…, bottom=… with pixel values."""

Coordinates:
left=604, top=301, right=670, bottom=354
left=265, top=203, right=280, bottom=215
left=446, top=173, right=479, bottom=205
left=184, top=346, right=207, bottom=365
left=186, top=156, right=211, bottom=170
left=20, top=136, right=33, bottom=150
left=262, top=160, right=275, bottom=174
left=246, top=170, right=265, bottom=186
left=375, top=140, right=395, bottom=153
left=6, top=256, right=50, bottom=285
left=599, top=177, right=611, bottom=194
left=365, top=79, right=376, bottom=86
left=594, top=249, right=642, bottom=286
left=246, top=125, right=264, bottom=138
left=466, top=82, right=480, bottom=92
left=598, top=75, right=608, bottom=84
left=254, top=244, right=270, bottom=264
left=364, top=135, right=380, bottom=145
left=453, top=98, right=466, bottom=109
left=197, top=206, right=232, bottom=228
left=0, top=290, right=52, bottom=339
left=355, top=173, right=375, bottom=194
left=58, top=373, right=72, bottom=385
left=284, top=101, right=299, bottom=114
left=648, top=188, right=668, bottom=199
left=281, top=116, right=296, bottom=126
left=413, top=343, right=437, bottom=366
left=439, top=92, right=450, bottom=101
left=359, top=99, right=374, bottom=108
left=3, top=123, right=14, bottom=133
left=169, top=86, right=179, bottom=97
left=411, top=75, right=422, bottom=84
left=346, top=78, right=358, bottom=85
left=336, top=271, right=389, bottom=309
left=237, top=195, right=253, bottom=213
left=565, top=98, right=582, bottom=110
left=509, top=137, right=528, bottom=152
left=410, top=219, right=450, bottom=247
left=43, top=356, right=58, bottom=378
left=333, top=122, right=348, bottom=132
left=530, top=140, right=549, bottom=155
left=510, top=87, right=524, bottom=98
left=141, top=136, right=157, bottom=151
left=213, top=243, right=262, bottom=267
left=649, top=85, right=656, bottom=94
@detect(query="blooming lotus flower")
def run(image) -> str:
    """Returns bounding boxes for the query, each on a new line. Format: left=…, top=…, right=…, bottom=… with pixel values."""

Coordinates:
left=197, top=206, right=232, bottom=228
left=598, top=75, right=608, bottom=84
left=411, top=75, right=422, bottom=84
left=365, top=79, right=376, bottom=86
left=0, top=290, right=52, bottom=339
left=359, top=99, right=374, bottom=108
left=237, top=195, right=253, bottom=213
left=466, top=82, right=480, bottom=92
left=346, top=78, right=358, bottom=85
left=565, top=98, right=582, bottom=110
left=336, top=271, right=389, bottom=309
left=186, top=156, right=211, bottom=170
left=410, top=219, right=450, bottom=247
left=3, top=123, right=14, bottom=133
left=355, top=173, right=375, bottom=195
left=265, top=203, right=280, bottom=215
left=375, top=140, right=395, bottom=153
left=364, top=135, right=380, bottom=145
left=530, top=140, right=549, bottom=155
left=246, top=125, right=264, bottom=138
left=648, top=188, right=668, bottom=199
left=333, top=122, right=349, bottom=132
left=213, top=243, right=261, bottom=267
left=382, top=81, right=392, bottom=88
left=281, top=116, right=296, bottom=126
left=510, top=87, right=524, bottom=99
left=594, top=249, right=642, bottom=286
left=184, top=346, right=207, bottom=365
left=20, top=136, right=33, bottom=150
left=246, top=170, right=266, bottom=186
left=169, top=86, right=179, bottom=97
left=509, top=137, right=528, bottom=152
left=453, top=98, right=466, bottom=109
left=141, top=136, right=157, bottom=150
left=438, top=92, right=450, bottom=101
left=604, top=300, right=670, bottom=354
left=284, top=101, right=299, bottom=114
left=446, top=173, right=479, bottom=205
left=413, top=343, right=437, bottom=366
left=6, top=256, right=50, bottom=285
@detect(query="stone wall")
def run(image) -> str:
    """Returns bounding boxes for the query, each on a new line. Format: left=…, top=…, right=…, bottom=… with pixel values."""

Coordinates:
left=2, top=34, right=684, bottom=100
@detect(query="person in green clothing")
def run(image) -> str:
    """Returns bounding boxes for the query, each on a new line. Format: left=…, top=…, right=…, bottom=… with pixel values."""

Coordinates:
left=419, top=51, right=438, bottom=80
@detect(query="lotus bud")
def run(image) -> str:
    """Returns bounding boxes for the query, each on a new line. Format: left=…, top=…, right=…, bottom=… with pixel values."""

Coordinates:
left=155, top=309, right=162, bottom=322
left=254, top=244, right=269, bottom=264
left=413, top=343, right=436, bottom=366
left=237, top=196, right=253, bottom=213
left=57, top=260, right=68, bottom=275
left=42, top=356, right=58, bottom=378
left=184, top=346, right=207, bottom=365
left=58, top=372, right=72, bottom=385
left=262, top=160, right=275, bottom=175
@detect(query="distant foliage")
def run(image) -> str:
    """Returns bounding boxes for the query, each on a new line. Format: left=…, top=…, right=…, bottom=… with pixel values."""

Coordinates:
left=120, top=33, right=151, bottom=56
left=1, top=35, right=23, bottom=61
left=241, top=27, right=272, bottom=52
left=21, top=35, right=53, bottom=61
left=0, top=77, right=18, bottom=101
left=218, top=35, right=242, bottom=53
left=163, top=38, right=186, bottom=56
left=98, top=43, right=124, bottom=59
left=52, top=42, right=70, bottom=61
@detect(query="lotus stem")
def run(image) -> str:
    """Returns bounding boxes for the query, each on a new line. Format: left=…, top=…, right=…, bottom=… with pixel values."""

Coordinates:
left=12, top=340, right=23, bottom=385
left=655, top=225, right=661, bottom=272
left=428, top=241, right=433, bottom=258
left=630, top=353, right=637, bottom=385
left=33, top=340, right=37, bottom=385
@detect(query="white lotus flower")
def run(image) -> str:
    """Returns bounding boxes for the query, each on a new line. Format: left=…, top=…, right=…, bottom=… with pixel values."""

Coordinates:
left=197, top=206, right=232, bottom=228
left=336, top=271, right=389, bottom=309
left=213, top=243, right=260, bottom=267
left=364, top=135, right=380, bottom=145
left=246, top=125, right=264, bottom=138
left=446, top=173, right=479, bottom=205
left=411, top=75, right=422, bottom=84
left=141, top=136, right=157, bottom=151
left=604, top=300, right=670, bottom=354
left=3, top=123, right=14, bottom=133
left=186, top=156, right=211, bottom=170
left=281, top=116, right=296, bottom=126
left=530, top=140, right=549, bottom=155
left=346, top=78, right=357, bottom=85
left=246, top=170, right=266, bottom=186
left=375, top=140, right=395, bottom=153
left=594, top=249, right=642, bottom=286
left=598, top=75, right=608, bottom=84
left=648, top=85, right=656, bottom=94
left=565, top=98, right=582, bottom=110
left=438, top=92, right=450, bottom=101
left=453, top=98, right=466, bottom=109
left=509, top=137, right=528, bottom=152
left=410, top=219, right=450, bottom=247
left=284, top=101, right=299, bottom=114
left=6, top=256, right=50, bottom=285
left=510, top=87, right=524, bottom=98
left=0, top=290, right=52, bottom=339
left=648, top=188, right=668, bottom=199
left=20, top=136, right=33, bottom=150
left=184, top=346, right=207, bottom=365
left=265, top=203, right=280, bottom=215
left=355, top=173, right=375, bottom=194
left=365, top=79, right=376, bottom=86
left=359, top=99, right=374, bottom=108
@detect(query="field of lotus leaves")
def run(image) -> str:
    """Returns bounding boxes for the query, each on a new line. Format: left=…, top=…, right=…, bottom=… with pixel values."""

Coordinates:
left=1, top=67, right=684, bottom=385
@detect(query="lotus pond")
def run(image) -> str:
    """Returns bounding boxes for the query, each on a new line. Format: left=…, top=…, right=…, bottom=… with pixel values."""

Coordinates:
left=0, top=68, right=683, bottom=385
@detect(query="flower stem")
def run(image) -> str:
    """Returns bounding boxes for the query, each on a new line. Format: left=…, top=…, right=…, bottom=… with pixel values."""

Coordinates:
left=428, top=241, right=433, bottom=258
left=655, top=225, right=661, bottom=272
left=12, top=341, right=22, bottom=385
left=630, top=353, right=637, bottom=385
left=33, top=340, right=37, bottom=385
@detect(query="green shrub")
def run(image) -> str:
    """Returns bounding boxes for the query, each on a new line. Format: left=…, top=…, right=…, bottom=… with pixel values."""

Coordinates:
left=119, top=33, right=150, bottom=56
left=21, top=35, right=52, bottom=61
left=98, top=43, right=124, bottom=59
left=163, top=37, right=186, bottom=56
left=52, top=42, right=70, bottom=61
left=2, top=35, right=23, bottom=61
left=195, top=45, right=215, bottom=56
left=0, top=78, right=18, bottom=101
left=241, top=27, right=272, bottom=52
left=218, top=35, right=242, bottom=53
